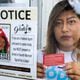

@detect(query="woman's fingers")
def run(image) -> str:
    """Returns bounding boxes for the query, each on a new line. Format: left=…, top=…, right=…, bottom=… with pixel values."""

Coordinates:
left=65, top=62, right=80, bottom=74
left=37, top=66, right=44, bottom=73
left=37, top=63, right=44, bottom=73
left=37, top=72, right=44, bottom=78
left=37, top=63, right=45, bottom=78
left=65, top=62, right=80, bottom=80
left=67, top=74, right=80, bottom=80
left=37, top=63, right=44, bottom=68
left=65, top=62, right=72, bottom=70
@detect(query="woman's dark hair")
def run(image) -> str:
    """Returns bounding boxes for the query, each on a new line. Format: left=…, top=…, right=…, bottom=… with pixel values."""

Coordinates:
left=0, top=36, right=8, bottom=53
left=45, top=0, right=80, bottom=53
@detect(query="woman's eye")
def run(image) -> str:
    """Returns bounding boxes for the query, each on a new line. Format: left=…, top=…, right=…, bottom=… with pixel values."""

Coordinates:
left=56, top=21, right=62, bottom=26
left=68, top=20, right=76, bottom=25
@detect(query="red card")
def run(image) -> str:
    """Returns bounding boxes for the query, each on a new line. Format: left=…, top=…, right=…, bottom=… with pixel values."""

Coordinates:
left=43, top=53, right=64, bottom=66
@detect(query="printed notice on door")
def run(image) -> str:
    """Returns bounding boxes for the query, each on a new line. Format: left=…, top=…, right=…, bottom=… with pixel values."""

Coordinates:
left=0, top=7, right=37, bottom=80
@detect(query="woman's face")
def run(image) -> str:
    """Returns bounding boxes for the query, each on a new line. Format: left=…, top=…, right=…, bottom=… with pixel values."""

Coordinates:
left=54, top=10, right=80, bottom=51
left=0, top=37, right=5, bottom=50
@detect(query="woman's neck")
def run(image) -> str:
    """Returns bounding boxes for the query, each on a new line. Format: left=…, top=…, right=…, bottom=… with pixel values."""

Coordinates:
left=59, top=46, right=75, bottom=52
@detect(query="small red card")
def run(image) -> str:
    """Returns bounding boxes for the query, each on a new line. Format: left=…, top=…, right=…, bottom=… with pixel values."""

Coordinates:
left=43, top=53, right=64, bottom=67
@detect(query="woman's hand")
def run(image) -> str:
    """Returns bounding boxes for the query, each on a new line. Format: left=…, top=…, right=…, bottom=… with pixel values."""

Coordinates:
left=37, top=63, right=45, bottom=78
left=65, top=62, right=80, bottom=80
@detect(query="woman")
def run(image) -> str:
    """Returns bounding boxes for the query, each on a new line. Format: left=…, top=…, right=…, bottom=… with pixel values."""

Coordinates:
left=0, top=28, right=9, bottom=57
left=37, top=0, right=80, bottom=80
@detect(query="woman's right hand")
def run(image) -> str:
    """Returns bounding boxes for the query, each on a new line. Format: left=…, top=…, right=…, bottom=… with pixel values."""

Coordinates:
left=37, top=63, right=45, bottom=78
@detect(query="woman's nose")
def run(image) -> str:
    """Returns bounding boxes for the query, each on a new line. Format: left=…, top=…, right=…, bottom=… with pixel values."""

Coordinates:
left=61, top=24, right=69, bottom=32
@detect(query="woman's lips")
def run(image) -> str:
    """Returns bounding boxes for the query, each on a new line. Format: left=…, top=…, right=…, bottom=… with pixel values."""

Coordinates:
left=61, top=36, right=72, bottom=40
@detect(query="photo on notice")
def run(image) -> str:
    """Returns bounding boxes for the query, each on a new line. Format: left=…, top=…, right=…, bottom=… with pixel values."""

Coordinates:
left=0, top=24, right=10, bottom=60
